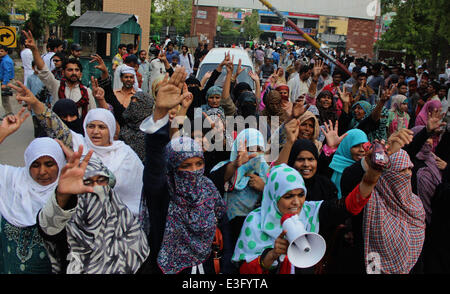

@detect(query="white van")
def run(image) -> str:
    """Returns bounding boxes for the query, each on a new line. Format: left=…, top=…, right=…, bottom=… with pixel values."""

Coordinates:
left=196, top=48, right=256, bottom=90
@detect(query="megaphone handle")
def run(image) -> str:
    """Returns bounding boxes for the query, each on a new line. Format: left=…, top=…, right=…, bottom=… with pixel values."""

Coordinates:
left=294, top=236, right=311, bottom=253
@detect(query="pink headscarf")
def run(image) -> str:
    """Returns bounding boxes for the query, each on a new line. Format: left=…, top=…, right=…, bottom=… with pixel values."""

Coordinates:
left=414, top=100, right=442, bottom=127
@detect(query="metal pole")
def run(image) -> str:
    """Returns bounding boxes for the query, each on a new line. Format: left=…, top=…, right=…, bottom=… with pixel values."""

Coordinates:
left=258, top=0, right=352, bottom=77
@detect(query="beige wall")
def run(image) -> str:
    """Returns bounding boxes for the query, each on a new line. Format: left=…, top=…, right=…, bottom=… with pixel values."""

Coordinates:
left=103, top=0, right=151, bottom=50
left=318, top=16, right=348, bottom=35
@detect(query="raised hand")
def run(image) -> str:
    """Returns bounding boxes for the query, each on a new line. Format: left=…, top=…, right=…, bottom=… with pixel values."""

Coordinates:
left=8, top=81, right=39, bottom=107
left=155, top=67, right=188, bottom=111
left=285, top=118, right=300, bottom=144
left=386, top=128, right=414, bottom=156
left=312, top=59, right=324, bottom=78
left=323, top=120, right=348, bottom=149
left=218, top=51, right=231, bottom=72
left=225, top=54, right=235, bottom=73
left=91, top=77, right=105, bottom=102
left=426, top=108, right=446, bottom=133
left=380, top=85, right=394, bottom=103
left=234, top=58, right=245, bottom=78
left=90, top=54, right=108, bottom=74
left=180, top=83, right=193, bottom=109
left=56, top=145, right=95, bottom=196
left=0, top=107, right=30, bottom=142
left=291, top=96, right=307, bottom=119
left=22, top=30, right=38, bottom=51
left=248, top=70, right=260, bottom=83
left=337, top=86, right=352, bottom=104
left=233, top=139, right=258, bottom=168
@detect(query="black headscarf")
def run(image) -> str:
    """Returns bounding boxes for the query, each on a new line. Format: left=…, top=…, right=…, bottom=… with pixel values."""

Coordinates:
left=316, top=90, right=337, bottom=126
left=287, top=139, right=338, bottom=201
left=232, top=82, right=252, bottom=102
left=53, top=99, right=84, bottom=135
left=186, top=77, right=203, bottom=121
left=236, top=91, right=258, bottom=118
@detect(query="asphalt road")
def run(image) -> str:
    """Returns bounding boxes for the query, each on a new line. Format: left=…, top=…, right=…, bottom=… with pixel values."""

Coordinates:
left=0, top=93, right=35, bottom=167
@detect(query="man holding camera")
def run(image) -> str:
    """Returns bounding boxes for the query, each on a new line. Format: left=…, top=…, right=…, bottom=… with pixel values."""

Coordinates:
left=0, top=45, right=14, bottom=119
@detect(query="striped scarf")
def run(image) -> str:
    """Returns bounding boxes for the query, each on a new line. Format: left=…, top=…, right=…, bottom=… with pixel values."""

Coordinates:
left=58, top=78, right=90, bottom=119
left=363, top=149, right=425, bottom=274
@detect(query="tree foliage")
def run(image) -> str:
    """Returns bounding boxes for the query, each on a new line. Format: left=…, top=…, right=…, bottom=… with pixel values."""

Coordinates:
left=377, top=0, right=450, bottom=71
left=240, top=10, right=262, bottom=41
left=151, top=0, right=192, bottom=36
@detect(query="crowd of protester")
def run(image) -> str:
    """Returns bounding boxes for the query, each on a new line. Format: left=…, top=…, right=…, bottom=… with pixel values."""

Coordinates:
left=0, top=30, right=449, bottom=274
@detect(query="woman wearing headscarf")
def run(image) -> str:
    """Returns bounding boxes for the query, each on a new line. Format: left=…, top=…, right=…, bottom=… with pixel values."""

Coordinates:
left=10, top=82, right=144, bottom=217
left=414, top=99, right=442, bottom=127
left=140, top=70, right=234, bottom=274
left=316, top=90, right=337, bottom=127
left=275, top=105, right=324, bottom=154
left=387, top=95, right=410, bottom=137
left=330, top=129, right=369, bottom=199
left=414, top=99, right=443, bottom=152
left=338, top=88, right=391, bottom=143
left=0, top=109, right=65, bottom=274
left=287, top=139, right=338, bottom=201
left=261, top=90, right=289, bottom=140
left=233, top=162, right=382, bottom=274
left=37, top=148, right=150, bottom=274
left=92, top=57, right=155, bottom=161
left=410, top=126, right=443, bottom=225
left=210, top=128, right=270, bottom=246
left=363, top=149, right=426, bottom=274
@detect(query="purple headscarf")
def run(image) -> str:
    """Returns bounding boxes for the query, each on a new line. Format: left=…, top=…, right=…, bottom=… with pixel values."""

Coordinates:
left=411, top=126, right=442, bottom=224
left=157, top=136, right=226, bottom=274
left=415, top=100, right=442, bottom=127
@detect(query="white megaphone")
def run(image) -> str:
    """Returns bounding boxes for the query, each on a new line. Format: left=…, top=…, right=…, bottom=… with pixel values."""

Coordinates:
left=281, top=214, right=326, bottom=268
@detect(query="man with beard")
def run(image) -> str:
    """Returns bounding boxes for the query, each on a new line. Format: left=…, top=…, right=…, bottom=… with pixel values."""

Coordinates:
left=138, top=50, right=151, bottom=94
left=23, top=31, right=96, bottom=121
left=113, top=55, right=140, bottom=91
left=114, top=66, right=137, bottom=108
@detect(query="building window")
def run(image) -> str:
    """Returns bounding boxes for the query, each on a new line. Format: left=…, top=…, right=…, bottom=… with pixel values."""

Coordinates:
left=326, top=27, right=336, bottom=34
left=260, top=15, right=283, bottom=24
left=304, top=19, right=318, bottom=29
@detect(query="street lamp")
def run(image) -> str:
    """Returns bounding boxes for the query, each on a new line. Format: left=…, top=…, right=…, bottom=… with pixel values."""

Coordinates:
left=240, top=27, right=244, bottom=46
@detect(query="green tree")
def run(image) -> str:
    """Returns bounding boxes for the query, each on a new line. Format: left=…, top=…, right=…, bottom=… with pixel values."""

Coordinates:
left=240, top=10, right=262, bottom=41
left=377, top=0, right=450, bottom=72
left=152, top=0, right=192, bottom=37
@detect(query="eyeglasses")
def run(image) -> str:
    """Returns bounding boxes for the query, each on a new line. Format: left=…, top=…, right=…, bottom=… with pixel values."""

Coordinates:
left=53, top=59, right=62, bottom=62
left=83, top=176, right=109, bottom=186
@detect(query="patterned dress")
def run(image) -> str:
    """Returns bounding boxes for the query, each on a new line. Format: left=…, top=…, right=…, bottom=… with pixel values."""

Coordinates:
left=0, top=216, right=52, bottom=274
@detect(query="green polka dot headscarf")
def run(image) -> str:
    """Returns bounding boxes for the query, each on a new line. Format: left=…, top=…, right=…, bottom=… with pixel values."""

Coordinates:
left=232, top=164, right=323, bottom=264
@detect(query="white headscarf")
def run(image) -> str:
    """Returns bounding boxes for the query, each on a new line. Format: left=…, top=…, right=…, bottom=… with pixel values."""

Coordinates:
left=0, top=138, right=66, bottom=227
left=71, top=108, right=144, bottom=215
left=113, top=63, right=141, bottom=92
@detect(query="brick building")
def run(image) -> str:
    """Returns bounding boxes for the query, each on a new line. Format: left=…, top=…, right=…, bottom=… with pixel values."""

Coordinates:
left=190, top=5, right=218, bottom=49
left=103, top=0, right=151, bottom=49
left=346, top=18, right=377, bottom=59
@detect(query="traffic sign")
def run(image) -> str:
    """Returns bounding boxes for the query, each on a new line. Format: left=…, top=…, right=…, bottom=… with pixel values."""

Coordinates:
left=0, top=27, right=17, bottom=48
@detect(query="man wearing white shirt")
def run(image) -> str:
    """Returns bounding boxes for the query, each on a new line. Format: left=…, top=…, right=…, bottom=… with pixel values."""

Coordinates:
left=20, top=45, right=34, bottom=85
left=287, top=65, right=313, bottom=103
left=179, top=45, right=194, bottom=77
left=41, top=40, right=63, bottom=72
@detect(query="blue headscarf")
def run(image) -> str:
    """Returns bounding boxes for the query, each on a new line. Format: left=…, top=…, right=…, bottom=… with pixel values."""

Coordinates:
left=329, top=129, right=368, bottom=199
left=211, top=128, right=269, bottom=220
left=350, top=101, right=372, bottom=129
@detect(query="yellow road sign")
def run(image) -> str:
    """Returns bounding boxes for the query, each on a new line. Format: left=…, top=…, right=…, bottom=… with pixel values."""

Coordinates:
left=0, top=27, right=17, bottom=48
